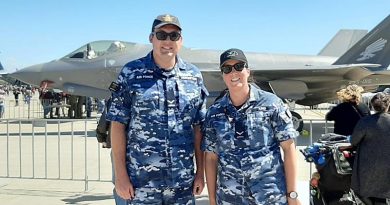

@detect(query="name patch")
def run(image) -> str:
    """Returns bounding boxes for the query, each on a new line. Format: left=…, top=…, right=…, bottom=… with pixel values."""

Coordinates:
left=211, top=113, right=225, bottom=118
left=136, top=75, right=153, bottom=79
left=180, top=76, right=197, bottom=81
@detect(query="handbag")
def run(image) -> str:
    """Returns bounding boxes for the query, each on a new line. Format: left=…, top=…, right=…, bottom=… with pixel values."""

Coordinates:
left=332, top=145, right=354, bottom=175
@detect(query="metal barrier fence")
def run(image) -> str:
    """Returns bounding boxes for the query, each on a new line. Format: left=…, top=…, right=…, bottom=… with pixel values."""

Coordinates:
left=0, top=99, right=72, bottom=119
left=0, top=117, right=333, bottom=191
left=0, top=118, right=112, bottom=191
left=1, top=99, right=45, bottom=119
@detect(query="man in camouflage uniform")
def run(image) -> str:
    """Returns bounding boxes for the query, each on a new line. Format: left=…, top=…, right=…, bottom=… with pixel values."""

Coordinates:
left=106, top=14, right=208, bottom=205
left=202, top=48, right=300, bottom=205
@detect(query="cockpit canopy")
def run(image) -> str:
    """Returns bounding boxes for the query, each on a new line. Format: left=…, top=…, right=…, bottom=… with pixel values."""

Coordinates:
left=64, top=40, right=134, bottom=59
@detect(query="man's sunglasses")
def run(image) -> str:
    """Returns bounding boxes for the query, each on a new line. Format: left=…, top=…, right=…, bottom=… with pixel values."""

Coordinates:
left=153, top=31, right=181, bottom=41
left=220, top=62, right=247, bottom=74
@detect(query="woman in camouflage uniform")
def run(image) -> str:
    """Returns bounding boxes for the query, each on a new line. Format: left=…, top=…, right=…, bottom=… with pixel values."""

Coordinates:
left=203, top=48, right=300, bottom=205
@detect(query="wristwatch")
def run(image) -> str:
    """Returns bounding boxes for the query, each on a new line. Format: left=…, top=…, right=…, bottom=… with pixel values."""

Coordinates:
left=287, top=191, right=298, bottom=199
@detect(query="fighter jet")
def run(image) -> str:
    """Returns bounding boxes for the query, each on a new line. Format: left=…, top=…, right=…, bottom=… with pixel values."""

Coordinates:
left=10, top=15, right=390, bottom=131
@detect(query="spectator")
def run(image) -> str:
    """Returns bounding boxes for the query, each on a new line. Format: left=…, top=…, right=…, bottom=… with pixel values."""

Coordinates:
left=40, top=89, right=55, bottom=119
left=75, top=96, right=85, bottom=119
left=0, top=86, right=5, bottom=118
left=67, top=95, right=78, bottom=118
left=351, top=92, right=390, bottom=204
left=86, top=97, right=93, bottom=118
left=326, top=84, right=371, bottom=135
left=13, top=87, right=20, bottom=106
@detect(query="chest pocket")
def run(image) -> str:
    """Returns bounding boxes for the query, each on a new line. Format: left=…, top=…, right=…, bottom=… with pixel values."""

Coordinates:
left=247, top=109, right=273, bottom=148
left=177, top=79, right=201, bottom=120
left=130, top=81, right=161, bottom=123
left=212, top=116, right=234, bottom=155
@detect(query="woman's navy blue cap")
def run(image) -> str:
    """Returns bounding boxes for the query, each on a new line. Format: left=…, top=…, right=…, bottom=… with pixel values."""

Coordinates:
left=220, top=48, right=248, bottom=67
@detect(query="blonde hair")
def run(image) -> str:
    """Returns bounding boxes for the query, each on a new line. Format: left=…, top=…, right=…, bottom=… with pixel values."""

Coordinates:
left=336, top=84, right=364, bottom=103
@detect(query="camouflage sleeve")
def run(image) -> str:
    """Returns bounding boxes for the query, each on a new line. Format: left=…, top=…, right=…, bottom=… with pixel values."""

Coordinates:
left=201, top=112, right=217, bottom=153
left=193, top=84, right=209, bottom=126
left=106, top=70, right=132, bottom=125
left=272, top=100, right=299, bottom=142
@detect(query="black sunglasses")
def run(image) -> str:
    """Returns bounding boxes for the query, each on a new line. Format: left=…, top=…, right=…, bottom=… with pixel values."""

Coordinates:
left=153, top=31, right=181, bottom=41
left=220, top=62, right=247, bottom=74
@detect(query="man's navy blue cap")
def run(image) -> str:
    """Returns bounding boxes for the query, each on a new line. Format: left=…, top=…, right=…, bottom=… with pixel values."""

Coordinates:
left=220, top=48, right=248, bottom=67
left=152, top=14, right=182, bottom=32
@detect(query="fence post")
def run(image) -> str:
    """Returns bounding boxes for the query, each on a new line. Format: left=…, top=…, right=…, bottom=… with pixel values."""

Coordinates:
left=84, top=119, right=88, bottom=191
left=28, top=102, right=30, bottom=119
left=7, top=119, right=9, bottom=177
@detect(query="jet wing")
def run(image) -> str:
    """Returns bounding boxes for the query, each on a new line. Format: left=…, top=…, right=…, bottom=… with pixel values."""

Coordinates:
left=250, top=64, right=380, bottom=106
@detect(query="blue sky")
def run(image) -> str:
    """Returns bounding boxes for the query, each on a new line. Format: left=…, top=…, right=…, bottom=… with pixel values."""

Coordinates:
left=0, top=0, right=389, bottom=71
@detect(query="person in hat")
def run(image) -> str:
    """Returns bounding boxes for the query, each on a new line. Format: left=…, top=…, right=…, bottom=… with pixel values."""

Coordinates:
left=202, top=48, right=300, bottom=204
left=106, top=14, right=208, bottom=204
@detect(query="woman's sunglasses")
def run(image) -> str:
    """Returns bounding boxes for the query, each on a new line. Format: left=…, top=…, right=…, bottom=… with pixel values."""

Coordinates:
left=220, top=62, right=247, bottom=74
left=153, top=31, right=181, bottom=41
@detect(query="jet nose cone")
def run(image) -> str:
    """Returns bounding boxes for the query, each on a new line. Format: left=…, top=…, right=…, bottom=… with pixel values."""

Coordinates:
left=10, top=64, right=45, bottom=86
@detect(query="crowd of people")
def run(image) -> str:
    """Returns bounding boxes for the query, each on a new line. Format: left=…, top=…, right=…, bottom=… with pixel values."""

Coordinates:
left=39, top=91, right=102, bottom=119
left=0, top=83, right=103, bottom=119
left=326, top=84, right=390, bottom=204
left=0, top=84, right=36, bottom=117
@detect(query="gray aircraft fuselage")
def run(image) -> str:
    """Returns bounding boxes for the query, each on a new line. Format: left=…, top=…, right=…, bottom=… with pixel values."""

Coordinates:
left=10, top=40, right=336, bottom=103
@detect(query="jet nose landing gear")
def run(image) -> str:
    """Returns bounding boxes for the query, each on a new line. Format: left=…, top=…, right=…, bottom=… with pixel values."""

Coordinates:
left=291, top=111, right=303, bottom=132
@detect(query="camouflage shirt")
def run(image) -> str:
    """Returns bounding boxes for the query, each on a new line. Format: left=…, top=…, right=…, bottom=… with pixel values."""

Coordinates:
left=107, top=52, right=208, bottom=189
left=202, top=84, right=298, bottom=204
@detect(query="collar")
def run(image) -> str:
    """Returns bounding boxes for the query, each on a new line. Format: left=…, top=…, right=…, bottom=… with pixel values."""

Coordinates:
left=248, top=84, right=260, bottom=103
left=145, top=51, right=187, bottom=77
left=145, top=51, right=186, bottom=70
left=219, top=84, right=261, bottom=114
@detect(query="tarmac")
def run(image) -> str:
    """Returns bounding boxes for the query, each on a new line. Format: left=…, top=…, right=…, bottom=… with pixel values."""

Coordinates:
left=0, top=93, right=331, bottom=205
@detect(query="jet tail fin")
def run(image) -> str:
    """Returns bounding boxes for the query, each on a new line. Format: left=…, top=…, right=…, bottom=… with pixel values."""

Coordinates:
left=333, top=15, right=390, bottom=71
left=0, top=61, right=5, bottom=74
left=318, top=29, right=367, bottom=57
